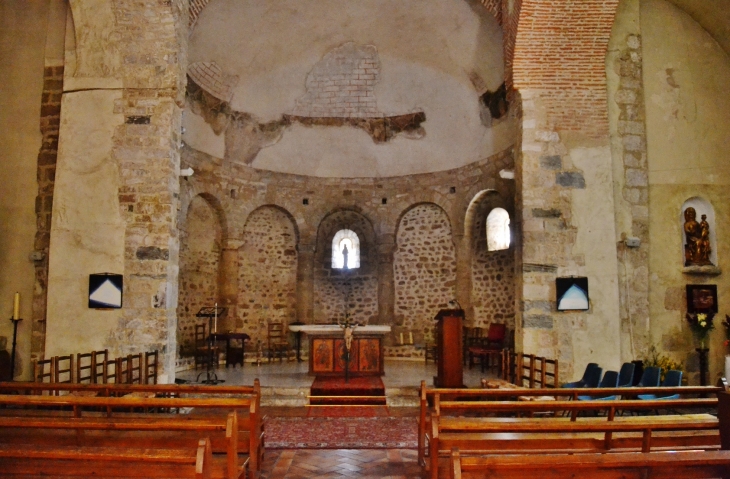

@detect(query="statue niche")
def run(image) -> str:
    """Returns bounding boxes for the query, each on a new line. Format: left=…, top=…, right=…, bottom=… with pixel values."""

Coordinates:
left=684, top=207, right=713, bottom=266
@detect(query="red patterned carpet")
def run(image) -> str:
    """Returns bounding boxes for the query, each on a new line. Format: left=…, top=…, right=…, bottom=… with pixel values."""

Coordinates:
left=265, top=416, right=418, bottom=449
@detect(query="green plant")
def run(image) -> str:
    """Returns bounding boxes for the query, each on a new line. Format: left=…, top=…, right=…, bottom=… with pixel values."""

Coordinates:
left=642, top=346, right=683, bottom=382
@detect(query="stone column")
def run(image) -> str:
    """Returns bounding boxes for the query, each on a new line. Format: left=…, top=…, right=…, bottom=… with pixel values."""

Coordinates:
left=218, top=244, right=240, bottom=331
left=296, top=243, right=315, bottom=324
left=453, top=233, right=474, bottom=324
left=376, top=235, right=396, bottom=326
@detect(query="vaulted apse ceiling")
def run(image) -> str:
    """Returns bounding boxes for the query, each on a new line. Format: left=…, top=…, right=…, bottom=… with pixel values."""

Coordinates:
left=665, top=0, right=730, bottom=57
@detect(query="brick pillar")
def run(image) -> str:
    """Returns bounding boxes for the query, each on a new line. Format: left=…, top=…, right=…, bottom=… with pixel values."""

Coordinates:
left=31, top=64, right=64, bottom=365
left=296, top=242, right=315, bottom=323
left=376, top=235, right=396, bottom=326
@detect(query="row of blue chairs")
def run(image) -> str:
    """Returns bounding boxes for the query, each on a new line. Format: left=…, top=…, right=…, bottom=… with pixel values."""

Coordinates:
left=564, top=362, right=683, bottom=401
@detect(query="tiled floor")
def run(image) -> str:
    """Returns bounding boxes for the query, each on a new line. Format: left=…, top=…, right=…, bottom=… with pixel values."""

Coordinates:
left=261, top=449, right=425, bottom=479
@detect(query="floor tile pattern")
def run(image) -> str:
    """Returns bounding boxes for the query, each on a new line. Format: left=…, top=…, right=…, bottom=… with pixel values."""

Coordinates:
left=260, top=449, right=425, bottom=479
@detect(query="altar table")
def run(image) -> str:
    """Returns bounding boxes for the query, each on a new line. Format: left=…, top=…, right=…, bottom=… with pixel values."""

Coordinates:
left=288, top=325, right=391, bottom=376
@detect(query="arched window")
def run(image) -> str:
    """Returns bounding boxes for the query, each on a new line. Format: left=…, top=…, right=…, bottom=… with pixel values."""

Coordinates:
left=331, top=229, right=360, bottom=269
left=487, top=208, right=510, bottom=251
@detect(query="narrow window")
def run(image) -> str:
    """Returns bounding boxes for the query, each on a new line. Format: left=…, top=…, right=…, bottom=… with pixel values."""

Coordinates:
left=487, top=208, right=510, bottom=251
left=331, top=229, right=360, bottom=269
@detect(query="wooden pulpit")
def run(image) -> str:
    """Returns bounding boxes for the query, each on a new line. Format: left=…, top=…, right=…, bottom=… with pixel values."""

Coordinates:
left=433, top=308, right=464, bottom=388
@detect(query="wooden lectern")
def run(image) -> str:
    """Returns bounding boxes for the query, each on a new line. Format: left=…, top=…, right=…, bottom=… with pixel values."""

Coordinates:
left=433, top=308, right=465, bottom=388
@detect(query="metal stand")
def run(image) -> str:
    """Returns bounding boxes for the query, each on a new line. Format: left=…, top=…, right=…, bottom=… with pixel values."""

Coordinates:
left=9, top=318, right=21, bottom=381
left=195, top=307, right=227, bottom=385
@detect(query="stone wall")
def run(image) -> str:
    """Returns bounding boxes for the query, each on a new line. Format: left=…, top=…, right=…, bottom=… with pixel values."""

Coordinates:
left=393, top=204, right=457, bottom=342
left=177, top=195, right=222, bottom=353
left=237, top=206, right=298, bottom=340
left=179, top=144, right=514, bottom=353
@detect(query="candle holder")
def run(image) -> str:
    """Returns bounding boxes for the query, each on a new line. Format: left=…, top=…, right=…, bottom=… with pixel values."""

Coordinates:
left=8, top=317, right=21, bottom=381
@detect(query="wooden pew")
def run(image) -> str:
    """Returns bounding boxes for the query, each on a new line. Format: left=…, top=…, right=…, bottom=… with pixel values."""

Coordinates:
left=0, top=436, right=213, bottom=478
left=450, top=447, right=730, bottom=479
left=0, top=412, right=244, bottom=479
left=418, top=380, right=721, bottom=466
left=431, top=414, right=720, bottom=479
left=0, top=383, right=263, bottom=478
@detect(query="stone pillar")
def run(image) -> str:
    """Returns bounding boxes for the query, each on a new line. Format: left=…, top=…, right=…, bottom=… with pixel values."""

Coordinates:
left=376, top=235, right=396, bottom=326
left=218, top=245, right=240, bottom=331
left=296, top=243, right=315, bottom=324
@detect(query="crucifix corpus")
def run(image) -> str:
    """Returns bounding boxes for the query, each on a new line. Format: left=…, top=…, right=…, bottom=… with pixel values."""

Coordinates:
left=338, top=281, right=357, bottom=382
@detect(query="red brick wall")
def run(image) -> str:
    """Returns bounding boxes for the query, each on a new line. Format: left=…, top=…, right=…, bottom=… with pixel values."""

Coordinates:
left=512, top=0, right=619, bottom=138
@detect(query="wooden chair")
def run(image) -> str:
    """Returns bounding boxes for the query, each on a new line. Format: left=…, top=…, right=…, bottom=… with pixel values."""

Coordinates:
left=144, top=350, right=158, bottom=384
left=92, top=349, right=109, bottom=384
left=425, top=329, right=438, bottom=364
left=195, top=323, right=219, bottom=370
left=267, top=321, right=291, bottom=362
left=468, top=323, right=506, bottom=372
left=33, top=358, right=54, bottom=384
left=54, top=355, right=74, bottom=385
left=102, top=355, right=117, bottom=384
left=76, top=352, right=93, bottom=384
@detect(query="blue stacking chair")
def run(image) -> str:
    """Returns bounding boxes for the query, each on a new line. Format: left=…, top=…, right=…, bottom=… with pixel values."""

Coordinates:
left=638, top=370, right=683, bottom=400
left=583, top=365, right=603, bottom=388
left=636, top=366, right=661, bottom=388
left=578, top=370, right=619, bottom=401
left=617, top=362, right=635, bottom=387
left=562, top=362, right=600, bottom=388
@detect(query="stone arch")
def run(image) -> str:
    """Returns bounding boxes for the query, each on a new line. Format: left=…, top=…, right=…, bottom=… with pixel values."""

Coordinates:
left=464, top=190, right=515, bottom=330
left=393, top=202, right=457, bottom=342
left=313, top=209, right=378, bottom=325
left=176, top=193, right=225, bottom=356
left=236, top=205, right=299, bottom=340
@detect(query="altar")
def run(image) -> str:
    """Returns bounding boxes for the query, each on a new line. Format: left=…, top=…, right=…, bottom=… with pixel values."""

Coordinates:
left=288, top=324, right=391, bottom=376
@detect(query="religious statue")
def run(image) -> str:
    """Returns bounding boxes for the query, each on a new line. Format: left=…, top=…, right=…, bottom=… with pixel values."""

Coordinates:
left=342, top=244, right=349, bottom=270
left=684, top=207, right=713, bottom=266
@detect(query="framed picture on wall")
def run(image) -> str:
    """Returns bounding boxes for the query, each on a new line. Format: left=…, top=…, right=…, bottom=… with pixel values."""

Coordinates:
left=686, top=284, right=717, bottom=313
left=556, top=277, right=589, bottom=311
left=88, top=273, right=123, bottom=309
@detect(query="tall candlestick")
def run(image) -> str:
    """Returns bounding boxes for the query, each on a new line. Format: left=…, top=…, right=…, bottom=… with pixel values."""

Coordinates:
left=214, top=303, right=218, bottom=333
left=12, top=292, right=19, bottom=320
left=409, top=332, right=413, bottom=345
left=399, top=332, right=404, bottom=345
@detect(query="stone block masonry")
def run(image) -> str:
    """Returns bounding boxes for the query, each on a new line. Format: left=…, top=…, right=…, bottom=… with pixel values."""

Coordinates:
left=179, top=145, right=514, bottom=359
left=394, top=204, right=457, bottom=342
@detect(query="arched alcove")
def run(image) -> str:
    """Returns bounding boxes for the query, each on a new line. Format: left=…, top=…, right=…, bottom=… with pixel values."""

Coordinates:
left=681, top=197, right=717, bottom=267
left=177, top=194, right=224, bottom=356
left=393, top=203, right=456, bottom=341
left=466, top=192, right=515, bottom=330
left=237, top=206, right=299, bottom=339
left=314, top=210, right=377, bottom=325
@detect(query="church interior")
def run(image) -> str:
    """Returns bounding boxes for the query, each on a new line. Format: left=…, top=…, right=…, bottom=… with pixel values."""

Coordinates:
left=1, top=0, right=730, bottom=476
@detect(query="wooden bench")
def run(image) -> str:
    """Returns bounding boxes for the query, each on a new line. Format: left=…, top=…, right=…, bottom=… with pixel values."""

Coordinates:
left=0, top=412, right=243, bottom=479
left=0, top=436, right=214, bottom=478
left=431, top=414, right=720, bottom=479
left=418, top=381, right=721, bottom=467
left=450, top=447, right=730, bottom=479
left=0, top=384, right=262, bottom=478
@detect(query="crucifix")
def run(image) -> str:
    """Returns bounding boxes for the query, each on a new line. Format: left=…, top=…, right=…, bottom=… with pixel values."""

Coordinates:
left=338, top=281, right=357, bottom=382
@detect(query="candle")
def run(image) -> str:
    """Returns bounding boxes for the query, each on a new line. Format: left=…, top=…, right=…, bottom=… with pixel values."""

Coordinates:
left=12, top=293, right=19, bottom=320
left=408, top=332, right=413, bottom=344
left=214, top=303, right=218, bottom=333
left=399, top=332, right=404, bottom=345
